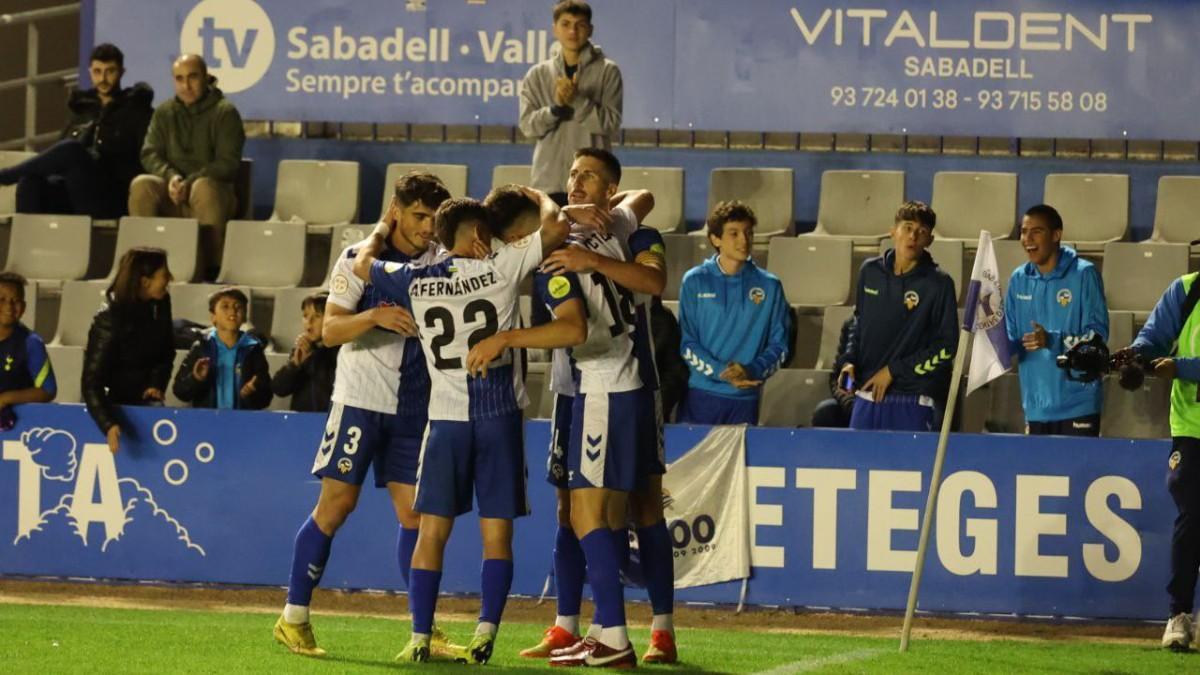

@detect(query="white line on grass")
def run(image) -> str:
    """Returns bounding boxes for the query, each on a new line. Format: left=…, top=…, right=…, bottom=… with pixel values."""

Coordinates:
left=754, top=647, right=885, bottom=674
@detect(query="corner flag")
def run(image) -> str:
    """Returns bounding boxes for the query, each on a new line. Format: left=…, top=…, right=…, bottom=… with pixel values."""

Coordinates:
left=961, top=232, right=1013, bottom=395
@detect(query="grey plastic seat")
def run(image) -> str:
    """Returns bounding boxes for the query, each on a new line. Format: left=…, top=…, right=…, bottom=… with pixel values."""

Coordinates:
left=808, top=170, right=905, bottom=245
left=768, top=236, right=852, bottom=307
left=170, top=283, right=253, bottom=326
left=759, top=369, right=833, bottom=427
left=269, top=286, right=324, bottom=353
left=324, top=223, right=372, bottom=283
left=1044, top=174, right=1129, bottom=252
left=45, top=345, right=84, bottom=403
left=1107, top=310, right=1134, bottom=353
left=216, top=220, right=306, bottom=293
left=931, top=172, right=1017, bottom=244
left=993, top=239, right=1031, bottom=282
left=492, top=165, right=532, bottom=190
left=108, top=216, right=200, bottom=282
left=52, top=280, right=109, bottom=347
left=708, top=168, right=794, bottom=239
left=380, top=163, right=468, bottom=216
left=0, top=150, right=36, bottom=218
left=524, top=361, right=554, bottom=420
left=1151, top=176, right=1200, bottom=247
left=270, top=159, right=360, bottom=234
left=622, top=167, right=684, bottom=233
left=1101, top=374, right=1171, bottom=439
left=815, top=305, right=855, bottom=370
left=1102, top=242, right=1188, bottom=317
left=4, top=214, right=91, bottom=284
left=22, top=279, right=37, bottom=336
left=879, top=238, right=964, bottom=301
left=662, top=233, right=713, bottom=301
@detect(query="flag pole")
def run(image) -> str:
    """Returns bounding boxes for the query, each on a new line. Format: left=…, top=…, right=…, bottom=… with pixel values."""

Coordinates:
left=899, top=326, right=971, bottom=652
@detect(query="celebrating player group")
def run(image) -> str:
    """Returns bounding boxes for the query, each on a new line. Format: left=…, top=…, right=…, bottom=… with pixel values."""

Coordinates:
left=272, top=148, right=677, bottom=668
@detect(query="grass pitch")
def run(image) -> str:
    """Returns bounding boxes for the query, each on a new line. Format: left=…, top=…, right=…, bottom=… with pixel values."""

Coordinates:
left=1, top=602, right=1197, bottom=673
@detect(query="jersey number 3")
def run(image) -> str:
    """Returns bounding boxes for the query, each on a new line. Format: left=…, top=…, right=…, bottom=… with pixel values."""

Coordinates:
left=425, top=299, right=499, bottom=370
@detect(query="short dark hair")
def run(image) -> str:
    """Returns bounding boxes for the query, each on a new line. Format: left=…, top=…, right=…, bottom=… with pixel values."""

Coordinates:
left=90, top=43, right=124, bottom=68
left=553, top=0, right=592, bottom=22
left=483, top=185, right=540, bottom=239
left=208, top=287, right=248, bottom=313
left=1025, top=204, right=1064, bottom=231
left=574, top=148, right=621, bottom=184
left=393, top=172, right=451, bottom=211
left=301, top=291, right=328, bottom=314
left=707, top=200, right=757, bottom=239
left=895, top=201, right=937, bottom=230
left=107, top=247, right=170, bottom=306
left=435, top=197, right=490, bottom=249
left=0, top=272, right=26, bottom=302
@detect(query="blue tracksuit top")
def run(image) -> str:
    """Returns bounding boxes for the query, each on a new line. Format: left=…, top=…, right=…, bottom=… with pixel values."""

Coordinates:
left=678, top=255, right=791, bottom=400
left=1004, top=246, right=1108, bottom=422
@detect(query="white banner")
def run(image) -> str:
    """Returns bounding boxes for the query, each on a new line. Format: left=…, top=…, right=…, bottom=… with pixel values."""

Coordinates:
left=661, top=426, right=750, bottom=588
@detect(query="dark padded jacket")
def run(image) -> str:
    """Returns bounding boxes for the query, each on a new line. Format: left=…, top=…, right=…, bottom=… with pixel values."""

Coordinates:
left=63, top=83, right=154, bottom=218
left=173, top=329, right=272, bottom=410
left=82, top=294, right=175, bottom=434
left=271, top=344, right=338, bottom=413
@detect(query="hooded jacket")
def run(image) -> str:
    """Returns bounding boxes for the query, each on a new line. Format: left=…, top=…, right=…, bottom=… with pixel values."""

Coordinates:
left=846, top=250, right=958, bottom=402
left=519, top=42, right=622, bottom=193
left=1004, top=246, right=1108, bottom=422
left=140, top=84, right=245, bottom=185
left=62, top=83, right=154, bottom=217
left=173, top=328, right=272, bottom=410
left=82, top=294, right=176, bottom=434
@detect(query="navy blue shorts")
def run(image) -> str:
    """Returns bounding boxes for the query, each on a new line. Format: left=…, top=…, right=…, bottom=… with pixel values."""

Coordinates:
left=414, top=412, right=530, bottom=520
left=676, top=388, right=759, bottom=426
left=568, top=388, right=653, bottom=492
left=638, top=388, right=666, bottom=478
left=546, top=393, right=573, bottom=488
left=848, top=392, right=936, bottom=432
left=311, top=402, right=427, bottom=487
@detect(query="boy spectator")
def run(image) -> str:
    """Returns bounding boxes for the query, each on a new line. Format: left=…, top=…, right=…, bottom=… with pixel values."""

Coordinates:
left=0, top=273, right=56, bottom=422
left=677, top=201, right=791, bottom=425
left=0, top=44, right=152, bottom=218
left=842, top=201, right=957, bottom=431
left=519, top=1, right=622, bottom=203
left=812, top=314, right=857, bottom=428
left=271, top=291, right=338, bottom=413
left=1005, top=205, right=1108, bottom=436
left=172, top=287, right=270, bottom=410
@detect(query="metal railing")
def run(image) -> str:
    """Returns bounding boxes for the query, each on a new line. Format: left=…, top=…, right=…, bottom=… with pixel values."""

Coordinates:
left=0, top=3, right=81, bottom=150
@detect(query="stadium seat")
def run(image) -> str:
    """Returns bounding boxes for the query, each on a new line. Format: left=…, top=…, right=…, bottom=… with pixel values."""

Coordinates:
left=879, top=238, right=965, bottom=301
left=1150, top=176, right=1200, bottom=247
left=270, top=159, right=360, bottom=234
left=1101, top=374, right=1171, bottom=439
left=808, top=170, right=905, bottom=245
left=165, top=349, right=188, bottom=408
left=662, top=233, right=713, bottom=301
left=815, top=305, right=855, bottom=370
left=170, top=283, right=253, bottom=326
left=524, top=361, right=554, bottom=419
left=269, top=286, right=324, bottom=353
left=708, top=168, right=794, bottom=239
left=216, top=221, right=306, bottom=294
left=0, top=150, right=36, bottom=218
left=621, top=167, right=684, bottom=233
left=1043, top=173, right=1129, bottom=252
left=759, top=369, right=832, bottom=427
left=324, top=223, right=371, bottom=282
left=661, top=300, right=679, bottom=319
left=993, top=239, right=1031, bottom=282
left=22, top=279, right=37, bottom=336
left=265, top=352, right=293, bottom=411
left=51, top=280, right=108, bottom=347
left=930, top=171, right=1017, bottom=244
left=380, top=163, right=468, bottom=217
left=45, top=345, right=83, bottom=403
left=4, top=214, right=91, bottom=285
left=1107, top=310, right=1134, bottom=353
left=1102, top=242, right=1189, bottom=317
left=107, top=216, right=200, bottom=283
left=768, top=236, right=853, bottom=307
left=492, top=165, right=532, bottom=190
left=981, top=372, right=1025, bottom=434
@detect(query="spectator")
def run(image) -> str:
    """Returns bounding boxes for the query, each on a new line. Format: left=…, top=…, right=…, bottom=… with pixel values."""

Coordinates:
left=1005, top=205, right=1108, bottom=436
left=271, top=291, right=338, bottom=413
left=0, top=272, right=56, bottom=426
left=0, top=43, right=152, bottom=218
left=677, top=201, right=791, bottom=425
left=812, top=314, right=856, bottom=428
left=172, top=287, right=271, bottom=410
left=128, top=53, right=245, bottom=276
left=651, top=296, right=689, bottom=422
left=843, top=201, right=957, bottom=432
left=83, top=247, right=175, bottom=453
left=519, top=0, right=622, bottom=205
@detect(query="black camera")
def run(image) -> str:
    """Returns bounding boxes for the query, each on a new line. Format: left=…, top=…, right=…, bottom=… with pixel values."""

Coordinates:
left=1056, top=336, right=1151, bottom=390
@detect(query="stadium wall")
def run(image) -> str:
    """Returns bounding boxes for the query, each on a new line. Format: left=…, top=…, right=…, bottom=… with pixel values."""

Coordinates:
left=0, top=404, right=1174, bottom=621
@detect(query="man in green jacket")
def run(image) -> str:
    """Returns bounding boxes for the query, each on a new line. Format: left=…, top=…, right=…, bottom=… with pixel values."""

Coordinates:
left=129, top=54, right=245, bottom=273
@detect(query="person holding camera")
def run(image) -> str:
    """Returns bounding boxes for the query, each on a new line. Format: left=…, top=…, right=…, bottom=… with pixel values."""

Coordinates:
left=1119, top=271, right=1200, bottom=649
left=1004, top=205, right=1108, bottom=436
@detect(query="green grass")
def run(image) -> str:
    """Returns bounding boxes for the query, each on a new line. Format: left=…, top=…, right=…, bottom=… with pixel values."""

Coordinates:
left=1, top=603, right=1197, bottom=674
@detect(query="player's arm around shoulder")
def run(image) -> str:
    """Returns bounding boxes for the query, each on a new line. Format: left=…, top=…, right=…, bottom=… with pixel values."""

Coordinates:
left=350, top=222, right=391, bottom=282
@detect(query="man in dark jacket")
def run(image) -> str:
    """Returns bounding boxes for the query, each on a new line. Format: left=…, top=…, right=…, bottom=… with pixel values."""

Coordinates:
left=272, top=291, right=338, bottom=412
left=0, top=43, right=152, bottom=218
left=842, top=201, right=957, bottom=431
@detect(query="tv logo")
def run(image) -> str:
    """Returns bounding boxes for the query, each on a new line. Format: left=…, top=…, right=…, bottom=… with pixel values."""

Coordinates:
left=180, top=0, right=275, bottom=93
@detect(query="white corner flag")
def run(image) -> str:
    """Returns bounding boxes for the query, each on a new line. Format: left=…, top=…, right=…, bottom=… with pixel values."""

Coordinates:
left=961, top=231, right=1014, bottom=395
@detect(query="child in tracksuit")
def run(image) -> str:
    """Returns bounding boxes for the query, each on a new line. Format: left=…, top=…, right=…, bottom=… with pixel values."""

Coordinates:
left=677, top=201, right=791, bottom=425
left=173, top=287, right=271, bottom=410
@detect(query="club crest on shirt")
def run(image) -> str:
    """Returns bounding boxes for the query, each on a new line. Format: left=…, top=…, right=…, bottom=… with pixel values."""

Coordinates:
left=1170, top=450, right=1182, bottom=470
left=903, top=290, right=920, bottom=310
left=337, top=458, right=353, bottom=474
left=1057, top=289, right=1073, bottom=306
left=331, top=274, right=349, bottom=295
left=749, top=287, right=765, bottom=305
